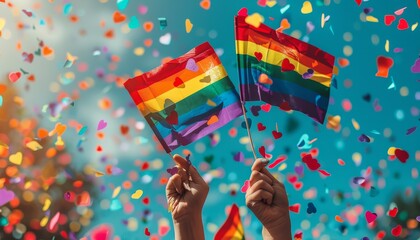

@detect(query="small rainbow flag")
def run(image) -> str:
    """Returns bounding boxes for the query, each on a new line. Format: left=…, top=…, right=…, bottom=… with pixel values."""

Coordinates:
left=235, top=16, right=335, bottom=123
left=124, top=42, right=242, bottom=153
left=214, top=204, right=246, bottom=240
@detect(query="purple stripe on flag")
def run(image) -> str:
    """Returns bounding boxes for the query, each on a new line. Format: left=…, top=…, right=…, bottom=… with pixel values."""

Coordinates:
left=241, top=84, right=327, bottom=123
left=164, top=102, right=243, bottom=150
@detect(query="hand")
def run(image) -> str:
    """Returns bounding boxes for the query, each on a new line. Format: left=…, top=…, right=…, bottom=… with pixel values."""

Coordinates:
left=245, top=158, right=291, bottom=240
left=166, top=154, right=209, bottom=240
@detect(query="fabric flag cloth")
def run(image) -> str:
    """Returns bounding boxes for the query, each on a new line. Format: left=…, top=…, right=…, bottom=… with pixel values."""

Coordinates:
left=124, top=42, right=242, bottom=153
left=214, top=204, right=246, bottom=240
left=235, top=16, right=335, bottom=124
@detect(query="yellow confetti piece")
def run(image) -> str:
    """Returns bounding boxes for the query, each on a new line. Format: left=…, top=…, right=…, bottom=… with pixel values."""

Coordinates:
left=351, top=118, right=360, bottom=130
left=206, top=99, right=216, bottom=107
left=43, top=199, right=51, bottom=211
left=0, top=18, right=5, bottom=31
left=131, top=189, right=144, bottom=199
left=185, top=19, right=193, bottom=33
left=278, top=163, right=287, bottom=171
left=24, top=181, right=32, bottom=189
left=40, top=216, right=49, bottom=227
left=388, top=147, right=397, bottom=155
left=245, top=13, right=264, bottom=28
left=55, top=136, right=64, bottom=146
left=94, top=170, right=105, bottom=177
left=385, top=40, right=389, bottom=52
left=301, top=1, right=313, bottom=14
left=112, top=186, right=121, bottom=198
left=66, top=52, right=78, bottom=62
left=266, top=0, right=277, bottom=7
left=134, top=47, right=145, bottom=56
left=366, top=16, right=379, bottom=23
left=321, top=13, right=326, bottom=28
left=412, top=22, right=418, bottom=31
left=9, top=152, right=23, bottom=165
left=26, top=140, right=43, bottom=151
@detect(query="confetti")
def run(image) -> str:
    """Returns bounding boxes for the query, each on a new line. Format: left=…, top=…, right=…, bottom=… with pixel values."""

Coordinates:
left=185, top=19, right=193, bottom=33
left=131, top=189, right=144, bottom=199
left=0, top=188, right=15, bottom=207
left=375, top=56, right=394, bottom=78
left=301, top=1, right=313, bottom=14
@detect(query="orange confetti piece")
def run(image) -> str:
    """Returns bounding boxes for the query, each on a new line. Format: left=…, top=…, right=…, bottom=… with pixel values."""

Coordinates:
left=375, top=56, right=394, bottom=78
left=104, top=29, right=114, bottom=38
left=113, top=11, right=126, bottom=23
left=207, top=115, right=219, bottom=125
left=185, top=19, right=193, bottom=33
left=335, top=215, right=344, bottom=223
left=277, top=18, right=290, bottom=32
left=258, top=73, right=273, bottom=85
left=69, top=15, right=79, bottom=22
left=38, top=128, right=49, bottom=139
left=42, top=46, right=54, bottom=56
left=200, top=0, right=211, bottom=10
left=0, top=83, right=6, bottom=93
left=143, top=21, right=154, bottom=32
left=144, top=38, right=153, bottom=47
left=338, top=58, right=350, bottom=68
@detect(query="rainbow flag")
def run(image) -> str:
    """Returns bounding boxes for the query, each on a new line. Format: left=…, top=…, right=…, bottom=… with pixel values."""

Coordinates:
left=124, top=42, right=242, bottom=153
left=235, top=16, right=335, bottom=123
left=214, top=204, right=245, bottom=240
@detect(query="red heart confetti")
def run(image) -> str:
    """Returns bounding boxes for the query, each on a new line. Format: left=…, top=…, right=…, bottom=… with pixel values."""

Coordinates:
left=144, top=227, right=151, bottom=236
left=279, top=101, right=292, bottom=111
left=261, top=103, right=271, bottom=112
left=257, top=122, right=266, bottom=131
left=391, top=225, right=402, bottom=237
left=388, top=207, right=398, bottom=217
left=272, top=130, right=282, bottom=139
left=365, top=211, right=377, bottom=223
left=384, top=15, right=396, bottom=26
left=281, top=58, right=295, bottom=72
left=354, top=0, right=361, bottom=6
left=395, top=148, right=409, bottom=163
left=8, top=71, right=21, bottom=83
left=254, top=51, right=263, bottom=61
left=241, top=180, right=250, bottom=193
left=302, top=154, right=321, bottom=171
left=173, top=77, right=184, bottom=88
left=289, top=204, right=301, bottom=213
left=120, top=125, right=129, bottom=135
left=166, top=111, right=179, bottom=125
left=397, top=18, right=409, bottom=30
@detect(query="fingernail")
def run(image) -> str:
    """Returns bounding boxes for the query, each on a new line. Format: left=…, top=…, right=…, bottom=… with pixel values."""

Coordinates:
left=260, top=158, right=269, bottom=165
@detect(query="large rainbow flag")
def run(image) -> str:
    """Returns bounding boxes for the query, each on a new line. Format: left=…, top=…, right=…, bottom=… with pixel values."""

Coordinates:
left=124, top=42, right=242, bottom=153
left=235, top=16, right=335, bottom=123
left=214, top=204, right=245, bottom=240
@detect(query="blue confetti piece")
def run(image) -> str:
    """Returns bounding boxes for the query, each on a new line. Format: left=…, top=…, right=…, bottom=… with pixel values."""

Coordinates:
left=158, top=17, right=167, bottom=30
left=128, top=16, right=140, bottom=29
left=117, top=0, right=129, bottom=11
left=0, top=96, right=3, bottom=107
left=332, top=77, right=337, bottom=89
left=329, top=25, right=334, bottom=35
left=280, top=4, right=290, bottom=14
left=78, top=126, right=88, bottom=136
left=63, top=3, right=73, bottom=16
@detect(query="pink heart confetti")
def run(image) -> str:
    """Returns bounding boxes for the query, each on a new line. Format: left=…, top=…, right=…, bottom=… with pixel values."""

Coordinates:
left=97, top=120, right=108, bottom=131
left=365, top=211, right=377, bottom=223
left=241, top=180, right=250, bottom=193
left=8, top=71, right=21, bottom=83
left=185, top=58, right=198, bottom=72
left=0, top=188, right=15, bottom=206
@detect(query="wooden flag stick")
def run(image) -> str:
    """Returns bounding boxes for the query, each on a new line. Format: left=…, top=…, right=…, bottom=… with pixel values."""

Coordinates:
left=241, top=102, right=257, bottom=160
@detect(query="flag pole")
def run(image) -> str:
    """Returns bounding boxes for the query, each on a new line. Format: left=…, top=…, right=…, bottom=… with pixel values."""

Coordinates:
left=240, top=102, right=257, bottom=160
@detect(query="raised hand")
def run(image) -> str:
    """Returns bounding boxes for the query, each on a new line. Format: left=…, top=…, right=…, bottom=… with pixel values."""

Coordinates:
left=245, top=158, right=291, bottom=240
left=166, top=154, right=209, bottom=240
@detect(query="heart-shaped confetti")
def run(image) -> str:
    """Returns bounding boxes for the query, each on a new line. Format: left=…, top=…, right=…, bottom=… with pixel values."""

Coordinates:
left=42, top=46, right=54, bottom=56
left=166, top=111, right=179, bottom=125
left=272, top=130, right=282, bottom=139
left=76, top=191, right=91, bottom=206
left=233, top=152, right=244, bottom=162
left=388, top=207, right=398, bottom=217
left=131, top=189, right=144, bottom=199
left=185, top=19, right=193, bottom=33
left=281, top=58, right=295, bottom=72
left=113, top=11, right=126, bottom=23
left=354, top=0, right=362, bottom=5
left=384, top=15, right=396, bottom=26
left=241, top=180, right=250, bottom=193
left=9, top=152, right=23, bottom=165
left=0, top=188, right=15, bottom=207
left=261, top=103, right=271, bottom=112
left=301, top=1, right=313, bottom=14
left=394, top=148, right=409, bottom=163
left=0, top=18, right=5, bottom=31
left=411, top=58, right=420, bottom=73
left=245, top=13, right=264, bottom=28
left=116, top=0, right=129, bottom=10
left=186, top=58, right=198, bottom=72
left=258, top=73, right=273, bottom=85
left=250, top=105, right=261, bottom=116
left=173, top=77, right=184, bottom=88
left=257, top=122, right=266, bottom=131
left=8, top=71, right=21, bottom=83
left=254, top=51, right=263, bottom=61
left=97, top=120, right=107, bottom=131
left=307, top=202, right=317, bottom=214
left=22, top=52, right=34, bottom=63
left=391, top=225, right=402, bottom=237
left=144, top=227, right=151, bottom=236
left=166, top=166, right=178, bottom=175
left=289, top=204, right=301, bottom=213
left=207, top=115, right=219, bottom=125
left=397, top=18, right=409, bottom=30
left=128, top=16, right=140, bottom=29
left=365, top=211, right=377, bottom=223
left=302, top=154, right=320, bottom=171
left=159, top=33, right=171, bottom=45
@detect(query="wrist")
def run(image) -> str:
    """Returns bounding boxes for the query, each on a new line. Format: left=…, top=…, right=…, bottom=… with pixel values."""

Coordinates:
left=262, top=224, right=292, bottom=240
left=173, top=213, right=205, bottom=240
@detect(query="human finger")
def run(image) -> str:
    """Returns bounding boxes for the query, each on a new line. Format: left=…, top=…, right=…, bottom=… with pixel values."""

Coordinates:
left=248, top=179, right=274, bottom=195
left=173, top=154, right=205, bottom=184
left=251, top=158, right=270, bottom=172
left=166, top=174, right=183, bottom=197
left=250, top=170, right=273, bottom=186
left=246, top=189, right=274, bottom=207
